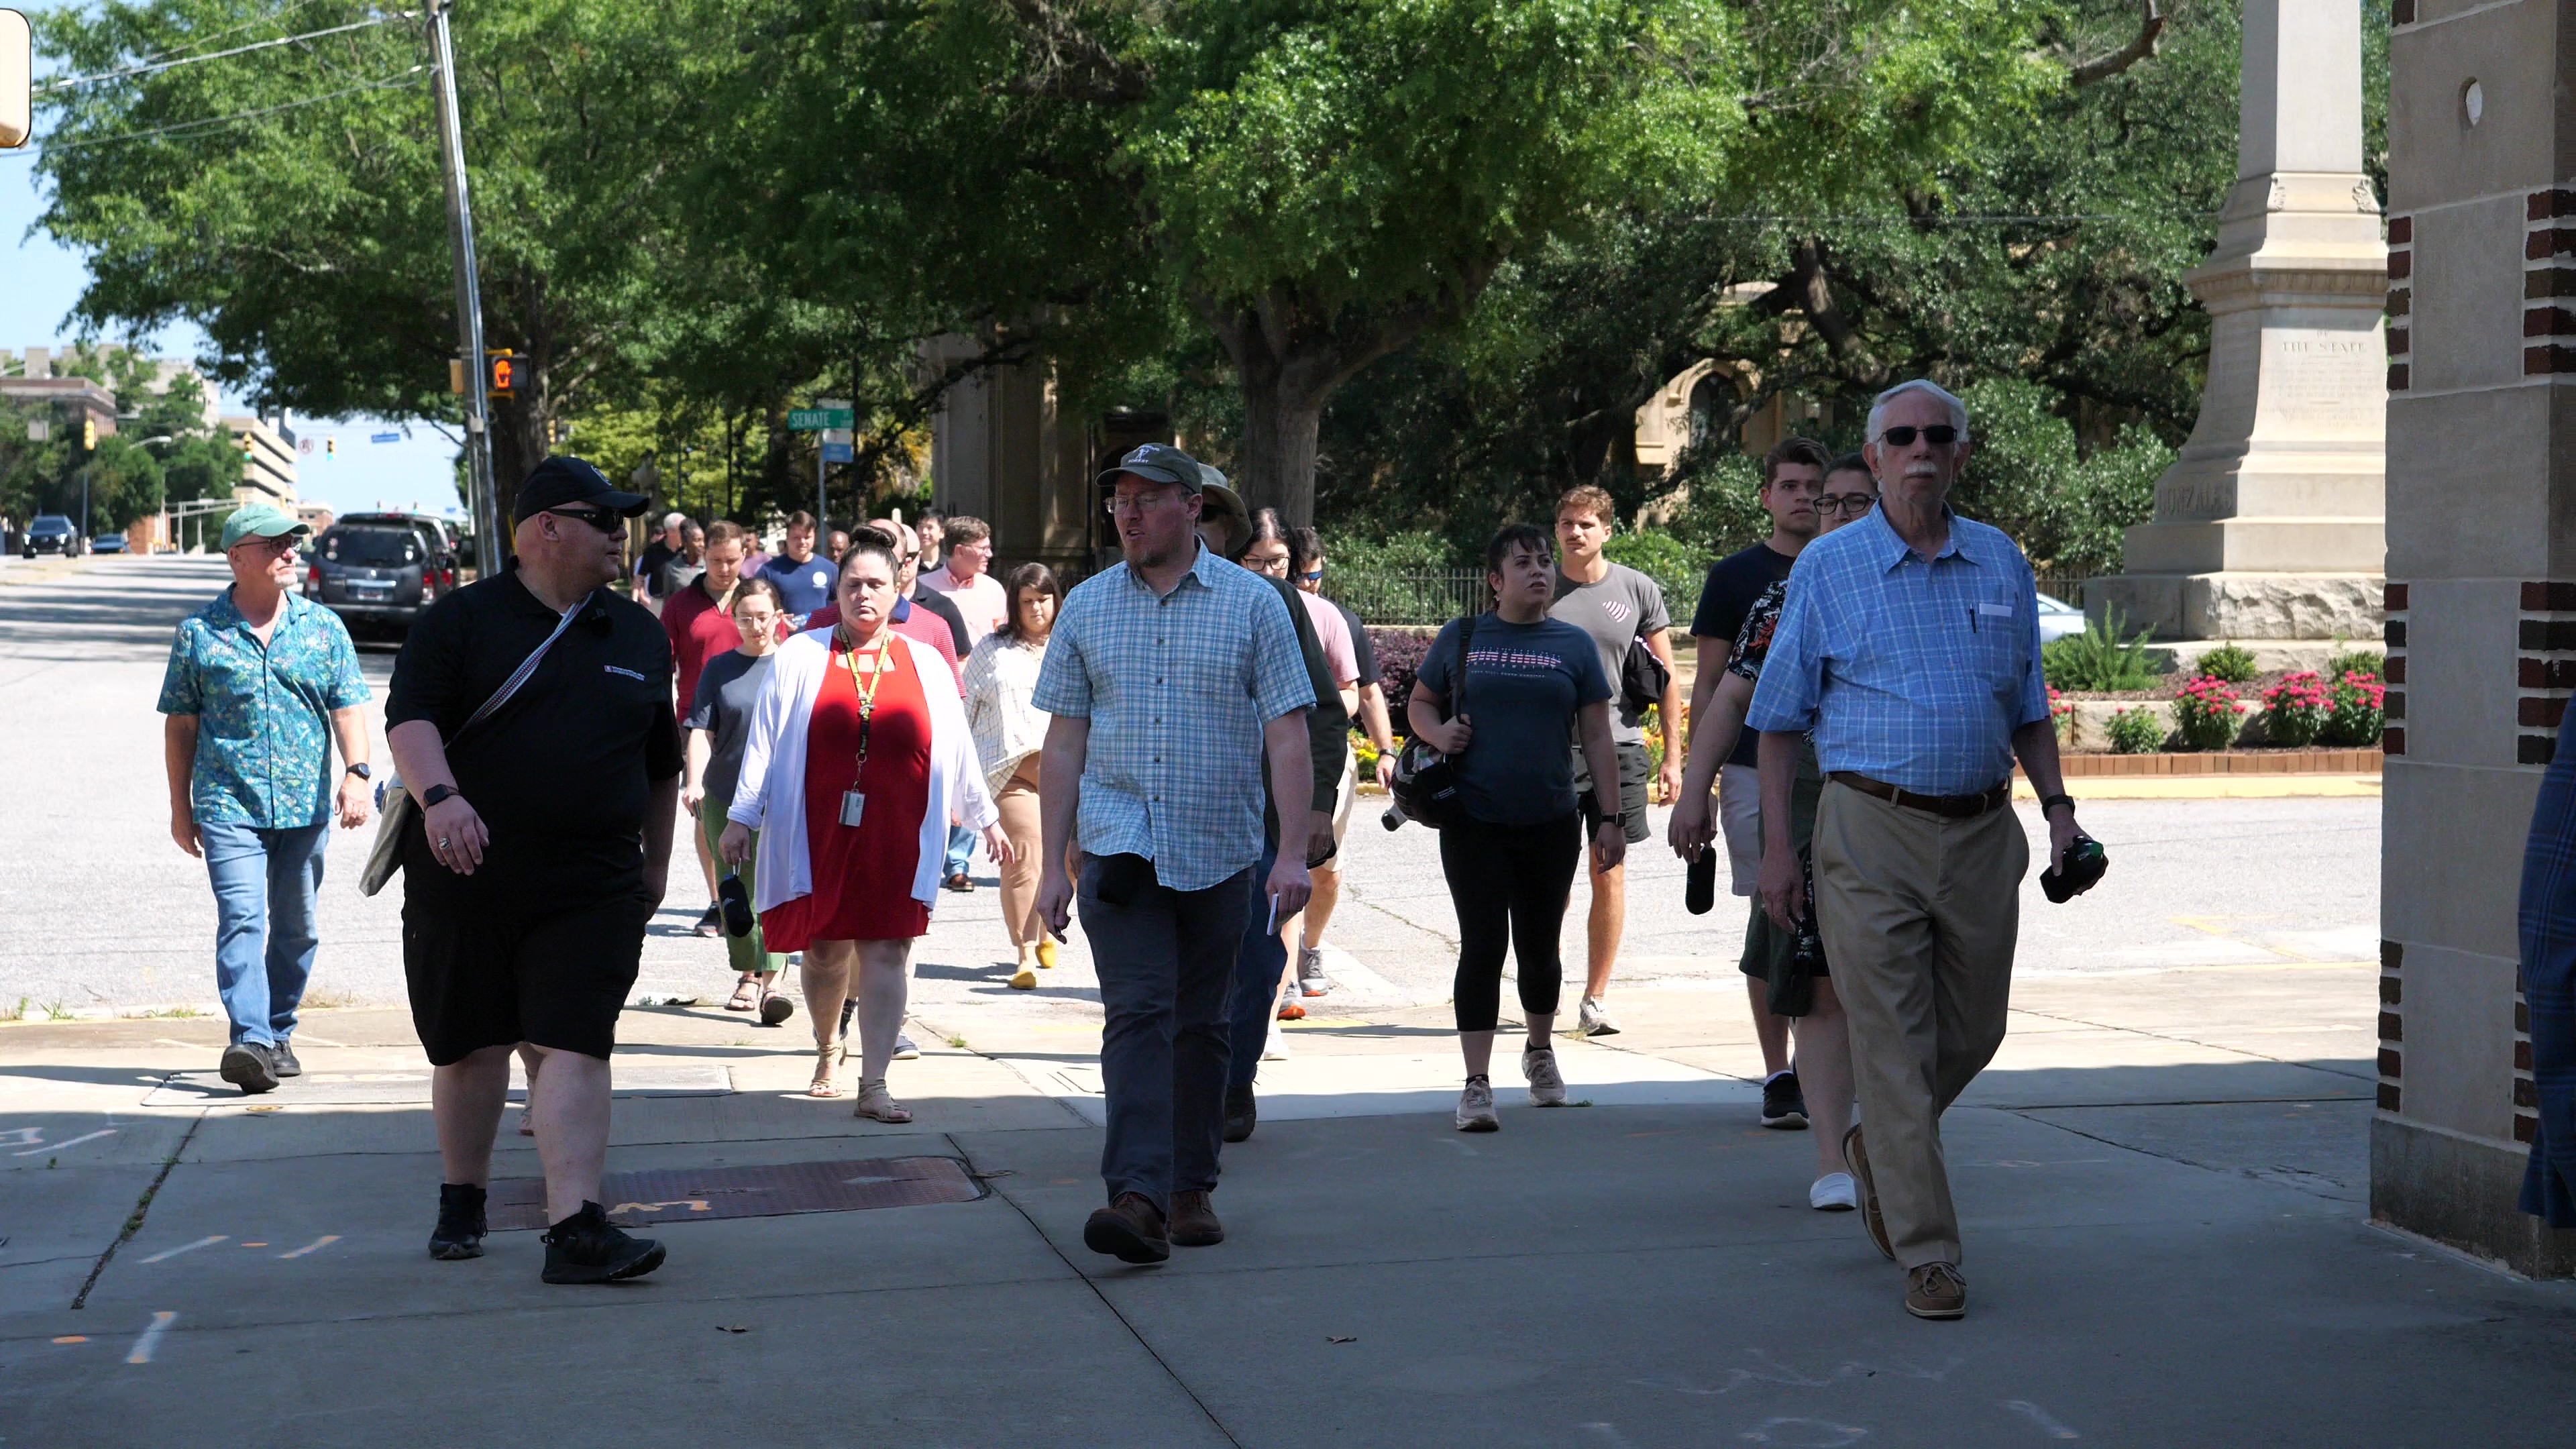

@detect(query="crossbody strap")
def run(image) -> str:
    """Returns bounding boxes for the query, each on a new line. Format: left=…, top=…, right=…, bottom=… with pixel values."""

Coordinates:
left=455, top=590, right=591, bottom=741
left=1453, top=611, right=1479, bottom=719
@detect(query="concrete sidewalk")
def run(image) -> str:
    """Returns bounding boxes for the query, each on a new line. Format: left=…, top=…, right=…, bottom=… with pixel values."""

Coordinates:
left=5, top=960, right=2569, bottom=1446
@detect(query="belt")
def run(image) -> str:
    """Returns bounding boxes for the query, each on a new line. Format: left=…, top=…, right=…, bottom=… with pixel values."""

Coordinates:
left=1827, top=771, right=2012, bottom=819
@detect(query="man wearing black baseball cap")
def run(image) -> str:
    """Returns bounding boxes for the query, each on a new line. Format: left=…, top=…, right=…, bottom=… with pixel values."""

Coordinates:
left=384, top=455, right=683, bottom=1283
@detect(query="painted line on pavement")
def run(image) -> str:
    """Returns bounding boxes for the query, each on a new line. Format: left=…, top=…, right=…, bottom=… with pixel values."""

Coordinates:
left=16, top=1128, right=115, bottom=1156
left=125, top=1311, right=175, bottom=1364
left=279, top=1235, right=339, bottom=1258
left=138, top=1235, right=225, bottom=1264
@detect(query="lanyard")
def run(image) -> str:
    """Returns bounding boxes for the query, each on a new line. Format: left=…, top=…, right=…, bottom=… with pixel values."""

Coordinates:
left=835, top=624, right=894, bottom=769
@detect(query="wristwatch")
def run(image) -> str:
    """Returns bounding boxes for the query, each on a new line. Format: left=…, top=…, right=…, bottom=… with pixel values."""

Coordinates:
left=420, top=783, right=460, bottom=808
left=344, top=762, right=371, bottom=781
left=2039, top=792, right=2076, bottom=817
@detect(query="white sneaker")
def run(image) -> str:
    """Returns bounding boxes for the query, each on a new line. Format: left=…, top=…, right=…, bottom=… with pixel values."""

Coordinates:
left=892, top=1034, right=921, bottom=1061
left=1456, top=1075, right=1499, bottom=1132
left=1578, top=996, right=1621, bottom=1037
left=1809, top=1172, right=1858, bottom=1212
left=1262, top=1025, right=1288, bottom=1062
left=1521, top=1046, right=1567, bottom=1107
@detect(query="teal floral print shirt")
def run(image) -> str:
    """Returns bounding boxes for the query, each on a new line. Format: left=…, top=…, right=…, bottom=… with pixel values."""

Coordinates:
left=157, top=589, right=370, bottom=828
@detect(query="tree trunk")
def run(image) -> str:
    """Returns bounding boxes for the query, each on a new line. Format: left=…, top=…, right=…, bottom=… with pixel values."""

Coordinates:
left=1233, top=358, right=1331, bottom=528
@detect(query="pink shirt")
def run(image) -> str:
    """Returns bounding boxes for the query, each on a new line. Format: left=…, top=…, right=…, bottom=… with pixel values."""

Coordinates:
left=1297, top=588, right=1358, bottom=687
left=920, top=564, right=1010, bottom=645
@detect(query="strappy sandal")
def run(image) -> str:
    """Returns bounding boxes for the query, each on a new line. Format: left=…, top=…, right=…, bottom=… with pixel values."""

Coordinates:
left=851, top=1078, right=912, bottom=1124
left=725, top=977, right=759, bottom=1012
left=808, top=1042, right=843, bottom=1098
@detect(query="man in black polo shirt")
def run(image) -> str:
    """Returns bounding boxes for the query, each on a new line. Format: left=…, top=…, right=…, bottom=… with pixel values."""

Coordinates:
left=386, top=456, right=682, bottom=1285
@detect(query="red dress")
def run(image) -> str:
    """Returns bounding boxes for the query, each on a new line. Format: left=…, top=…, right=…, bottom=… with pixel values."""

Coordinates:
left=759, top=631, right=934, bottom=951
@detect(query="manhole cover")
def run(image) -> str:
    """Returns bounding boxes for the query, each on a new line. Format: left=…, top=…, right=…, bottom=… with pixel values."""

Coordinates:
left=485, top=1157, right=983, bottom=1230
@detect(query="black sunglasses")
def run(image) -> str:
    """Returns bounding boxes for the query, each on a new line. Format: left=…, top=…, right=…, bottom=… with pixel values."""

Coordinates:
left=546, top=505, right=623, bottom=533
left=1877, top=425, right=1960, bottom=447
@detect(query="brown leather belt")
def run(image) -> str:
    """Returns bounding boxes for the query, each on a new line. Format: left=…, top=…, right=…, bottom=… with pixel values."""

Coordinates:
left=1828, top=771, right=2012, bottom=818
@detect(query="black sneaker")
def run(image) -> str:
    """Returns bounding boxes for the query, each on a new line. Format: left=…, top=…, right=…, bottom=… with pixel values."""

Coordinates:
left=219, top=1042, right=279, bottom=1095
left=692, top=904, right=724, bottom=938
left=1222, top=1083, right=1256, bottom=1144
left=1760, top=1070, right=1809, bottom=1130
left=270, top=1040, right=302, bottom=1078
left=429, top=1183, right=488, bottom=1260
left=541, top=1201, right=666, bottom=1284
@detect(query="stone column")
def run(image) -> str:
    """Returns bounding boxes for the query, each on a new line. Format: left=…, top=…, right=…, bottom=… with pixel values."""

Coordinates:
left=922, top=335, right=1097, bottom=576
left=2379, top=0, right=2576, bottom=1275
left=2088, top=0, right=2387, bottom=655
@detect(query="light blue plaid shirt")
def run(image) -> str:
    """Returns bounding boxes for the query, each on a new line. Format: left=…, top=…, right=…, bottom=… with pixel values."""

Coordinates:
left=1032, top=542, right=1316, bottom=890
left=1745, top=506, right=2049, bottom=795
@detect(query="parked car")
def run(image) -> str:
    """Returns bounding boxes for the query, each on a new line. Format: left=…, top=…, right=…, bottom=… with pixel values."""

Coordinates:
left=21, top=515, right=81, bottom=559
left=335, top=511, right=459, bottom=599
left=306, top=525, right=437, bottom=633
left=2036, top=591, right=2087, bottom=645
left=89, top=535, right=129, bottom=555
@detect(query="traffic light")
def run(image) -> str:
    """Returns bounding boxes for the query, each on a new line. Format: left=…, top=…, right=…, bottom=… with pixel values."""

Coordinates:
left=239, top=431, right=254, bottom=457
left=487, top=350, right=518, bottom=398
left=81, top=416, right=96, bottom=450
left=326, top=437, right=337, bottom=458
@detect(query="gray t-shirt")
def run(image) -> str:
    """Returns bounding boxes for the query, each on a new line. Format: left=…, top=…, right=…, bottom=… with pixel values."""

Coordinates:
left=1416, top=613, right=1611, bottom=826
left=1550, top=561, right=1670, bottom=742
left=685, top=649, right=776, bottom=811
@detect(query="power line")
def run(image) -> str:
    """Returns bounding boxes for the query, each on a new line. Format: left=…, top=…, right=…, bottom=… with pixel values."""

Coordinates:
left=3, top=68, right=431, bottom=160
left=115, top=0, right=333, bottom=74
left=39, top=13, right=417, bottom=93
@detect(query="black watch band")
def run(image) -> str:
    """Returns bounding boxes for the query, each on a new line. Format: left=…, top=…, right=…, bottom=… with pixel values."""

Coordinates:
left=344, top=762, right=371, bottom=781
left=420, top=783, right=459, bottom=808
left=2039, top=792, right=2076, bottom=816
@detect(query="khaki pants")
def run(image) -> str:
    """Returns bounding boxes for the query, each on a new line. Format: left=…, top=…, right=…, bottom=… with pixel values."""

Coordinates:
left=1811, top=780, right=2027, bottom=1269
left=996, top=756, right=1046, bottom=949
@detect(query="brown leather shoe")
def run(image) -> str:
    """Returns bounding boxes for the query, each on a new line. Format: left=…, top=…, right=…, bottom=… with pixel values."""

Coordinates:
left=1082, top=1193, right=1170, bottom=1265
left=1905, top=1261, right=1966, bottom=1320
left=1169, top=1189, right=1224, bottom=1246
left=1844, top=1123, right=1894, bottom=1260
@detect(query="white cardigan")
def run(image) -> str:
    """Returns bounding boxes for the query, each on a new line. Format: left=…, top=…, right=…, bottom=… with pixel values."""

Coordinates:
left=727, top=627, right=1000, bottom=916
left=962, top=633, right=1050, bottom=792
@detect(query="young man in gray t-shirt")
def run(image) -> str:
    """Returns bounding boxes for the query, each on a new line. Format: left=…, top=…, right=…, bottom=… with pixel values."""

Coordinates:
left=1550, top=486, right=1681, bottom=1039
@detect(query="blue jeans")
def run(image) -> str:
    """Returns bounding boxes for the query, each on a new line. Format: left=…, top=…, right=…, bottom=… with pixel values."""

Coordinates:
left=944, top=823, right=974, bottom=879
left=1226, top=839, right=1287, bottom=1090
left=199, top=820, right=330, bottom=1048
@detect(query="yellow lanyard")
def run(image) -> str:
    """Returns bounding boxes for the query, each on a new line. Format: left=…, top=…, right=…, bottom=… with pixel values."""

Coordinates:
left=835, top=625, right=894, bottom=767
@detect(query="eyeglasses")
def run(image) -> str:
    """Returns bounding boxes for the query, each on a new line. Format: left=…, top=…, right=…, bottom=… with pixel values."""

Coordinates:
left=1815, top=493, right=1878, bottom=517
left=546, top=505, right=622, bottom=533
left=1876, top=425, right=1960, bottom=447
left=1104, top=490, right=1184, bottom=517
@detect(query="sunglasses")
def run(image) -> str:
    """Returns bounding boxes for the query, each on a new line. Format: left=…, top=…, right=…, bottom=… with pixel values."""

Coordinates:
left=1299, top=569, right=1323, bottom=582
left=547, top=505, right=623, bottom=533
left=1876, top=425, right=1960, bottom=447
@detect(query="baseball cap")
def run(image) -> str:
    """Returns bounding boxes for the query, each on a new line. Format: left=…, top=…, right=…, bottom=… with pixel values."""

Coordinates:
left=1096, top=442, right=1204, bottom=492
left=514, top=455, right=649, bottom=521
left=220, top=503, right=309, bottom=551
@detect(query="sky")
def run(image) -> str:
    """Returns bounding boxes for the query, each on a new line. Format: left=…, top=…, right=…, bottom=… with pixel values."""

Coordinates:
left=3, top=9, right=464, bottom=517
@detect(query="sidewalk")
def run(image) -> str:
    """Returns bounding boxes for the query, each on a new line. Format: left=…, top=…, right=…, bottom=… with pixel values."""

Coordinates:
left=5, top=960, right=2569, bottom=1446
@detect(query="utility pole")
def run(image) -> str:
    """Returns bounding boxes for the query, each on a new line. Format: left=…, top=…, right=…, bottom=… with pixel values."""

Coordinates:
left=427, top=0, right=500, bottom=578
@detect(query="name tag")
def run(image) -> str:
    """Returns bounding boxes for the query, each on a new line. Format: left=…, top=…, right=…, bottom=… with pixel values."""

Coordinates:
left=1977, top=602, right=2015, bottom=618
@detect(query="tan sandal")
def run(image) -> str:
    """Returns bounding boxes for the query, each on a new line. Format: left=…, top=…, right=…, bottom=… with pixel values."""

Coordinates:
left=851, top=1078, right=912, bottom=1124
left=725, top=977, right=759, bottom=1012
left=808, top=1042, right=843, bottom=1098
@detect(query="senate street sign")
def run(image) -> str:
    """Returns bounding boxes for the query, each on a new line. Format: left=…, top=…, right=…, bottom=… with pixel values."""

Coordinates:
left=788, top=408, right=855, bottom=431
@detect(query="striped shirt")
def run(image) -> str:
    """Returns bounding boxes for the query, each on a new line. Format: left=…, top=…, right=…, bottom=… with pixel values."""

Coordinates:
left=1032, top=543, right=1316, bottom=890
left=1744, top=506, right=2049, bottom=795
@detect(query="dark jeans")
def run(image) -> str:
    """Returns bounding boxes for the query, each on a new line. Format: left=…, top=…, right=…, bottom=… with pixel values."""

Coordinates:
left=1078, top=855, right=1256, bottom=1212
left=1226, top=837, right=1287, bottom=1091
left=1439, top=812, right=1581, bottom=1032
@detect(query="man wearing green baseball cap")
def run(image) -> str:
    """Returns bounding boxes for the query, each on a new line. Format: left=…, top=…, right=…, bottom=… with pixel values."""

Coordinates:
left=158, top=502, right=374, bottom=1095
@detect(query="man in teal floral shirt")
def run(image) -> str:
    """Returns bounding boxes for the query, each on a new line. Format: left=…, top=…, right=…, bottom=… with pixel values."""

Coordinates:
left=158, top=504, right=374, bottom=1094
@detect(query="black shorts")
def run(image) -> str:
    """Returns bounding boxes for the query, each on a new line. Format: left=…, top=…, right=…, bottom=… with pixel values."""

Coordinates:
left=1576, top=739, right=1654, bottom=846
left=1740, top=898, right=1830, bottom=980
left=402, top=885, right=649, bottom=1067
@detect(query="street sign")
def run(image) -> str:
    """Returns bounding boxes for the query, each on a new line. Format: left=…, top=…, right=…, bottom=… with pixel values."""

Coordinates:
left=788, top=408, right=854, bottom=431
left=299, top=438, right=315, bottom=455
left=821, top=441, right=855, bottom=464
left=371, top=432, right=401, bottom=445
left=1, top=11, right=30, bottom=152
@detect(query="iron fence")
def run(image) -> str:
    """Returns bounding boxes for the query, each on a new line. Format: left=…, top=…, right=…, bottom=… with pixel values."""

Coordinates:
left=2033, top=574, right=2088, bottom=608
left=1324, top=567, right=1489, bottom=627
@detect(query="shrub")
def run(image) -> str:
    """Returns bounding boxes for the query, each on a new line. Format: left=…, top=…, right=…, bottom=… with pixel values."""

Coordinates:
left=2259, top=671, right=2330, bottom=747
left=2106, top=706, right=2166, bottom=754
left=2171, top=675, right=2246, bottom=751
left=2043, top=605, right=2159, bottom=692
left=2322, top=669, right=2387, bottom=747
left=2324, top=644, right=2385, bottom=682
left=1370, top=627, right=1436, bottom=737
left=2197, top=642, right=2259, bottom=684
left=1603, top=530, right=1708, bottom=616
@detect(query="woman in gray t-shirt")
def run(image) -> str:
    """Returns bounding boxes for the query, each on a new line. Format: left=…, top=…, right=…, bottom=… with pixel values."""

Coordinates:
left=684, top=577, right=790, bottom=1009
left=1408, top=524, right=1625, bottom=1133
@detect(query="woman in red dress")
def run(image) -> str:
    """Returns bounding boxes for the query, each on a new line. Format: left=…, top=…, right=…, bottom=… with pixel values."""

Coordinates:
left=721, top=538, right=1007, bottom=1120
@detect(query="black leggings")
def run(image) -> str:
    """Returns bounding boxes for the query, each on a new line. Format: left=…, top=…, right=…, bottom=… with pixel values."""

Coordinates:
left=1440, top=812, right=1582, bottom=1032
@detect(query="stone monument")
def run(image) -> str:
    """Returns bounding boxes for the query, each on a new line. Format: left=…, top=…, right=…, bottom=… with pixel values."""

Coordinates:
left=2086, top=0, right=2387, bottom=658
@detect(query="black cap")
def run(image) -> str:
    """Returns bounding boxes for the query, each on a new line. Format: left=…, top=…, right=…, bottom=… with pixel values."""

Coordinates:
left=1095, top=442, right=1203, bottom=492
left=515, top=455, right=648, bottom=520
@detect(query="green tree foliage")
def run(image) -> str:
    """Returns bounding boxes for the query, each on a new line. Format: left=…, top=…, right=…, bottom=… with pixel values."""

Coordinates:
left=0, top=345, right=235, bottom=533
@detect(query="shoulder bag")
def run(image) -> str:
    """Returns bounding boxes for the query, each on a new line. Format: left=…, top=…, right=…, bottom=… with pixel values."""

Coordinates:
left=1620, top=633, right=1671, bottom=718
left=1389, top=612, right=1478, bottom=830
left=359, top=593, right=593, bottom=896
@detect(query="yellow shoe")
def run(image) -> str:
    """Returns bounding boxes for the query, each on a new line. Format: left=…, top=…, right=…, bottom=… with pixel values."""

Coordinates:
left=1035, top=938, right=1057, bottom=969
left=1009, top=968, right=1038, bottom=991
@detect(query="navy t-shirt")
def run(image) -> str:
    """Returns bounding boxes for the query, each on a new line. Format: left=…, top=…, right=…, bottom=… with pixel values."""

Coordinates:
left=757, top=553, right=839, bottom=618
left=1690, top=541, right=1796, bottom=767
left=1416, top=613, right=1611, bottom=826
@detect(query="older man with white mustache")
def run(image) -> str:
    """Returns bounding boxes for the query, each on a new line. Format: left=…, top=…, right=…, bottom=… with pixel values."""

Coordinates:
left=1743, top=379, right=2091, bottom=1322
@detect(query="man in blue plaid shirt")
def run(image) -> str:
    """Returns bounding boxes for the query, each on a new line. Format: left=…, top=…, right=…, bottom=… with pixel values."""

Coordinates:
left=1034, top=443, right=1319, bottom=1264
left=1746, top=380, right=2088, bottom=1322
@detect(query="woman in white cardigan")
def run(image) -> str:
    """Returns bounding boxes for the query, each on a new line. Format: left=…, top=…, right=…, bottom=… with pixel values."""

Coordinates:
left=963, top=561, right=1062, bottom=989
left=722, top=537, right=1007, bottom=1118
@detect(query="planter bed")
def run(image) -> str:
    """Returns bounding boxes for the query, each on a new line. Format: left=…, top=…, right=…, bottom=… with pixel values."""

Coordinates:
left=2051, top=747, right=2381, bottom=777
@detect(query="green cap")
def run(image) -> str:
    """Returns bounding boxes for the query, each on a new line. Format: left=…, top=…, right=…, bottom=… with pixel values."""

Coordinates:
left=220, top=504, right=310, bottom=551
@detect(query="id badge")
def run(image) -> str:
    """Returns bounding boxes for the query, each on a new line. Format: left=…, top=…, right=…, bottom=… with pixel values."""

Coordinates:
left=839, top=790, right=867, bottom=828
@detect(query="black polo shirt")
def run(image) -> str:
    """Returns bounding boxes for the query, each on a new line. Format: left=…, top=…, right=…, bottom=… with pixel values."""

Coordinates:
left=387, top=572, right=681, bottom=896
